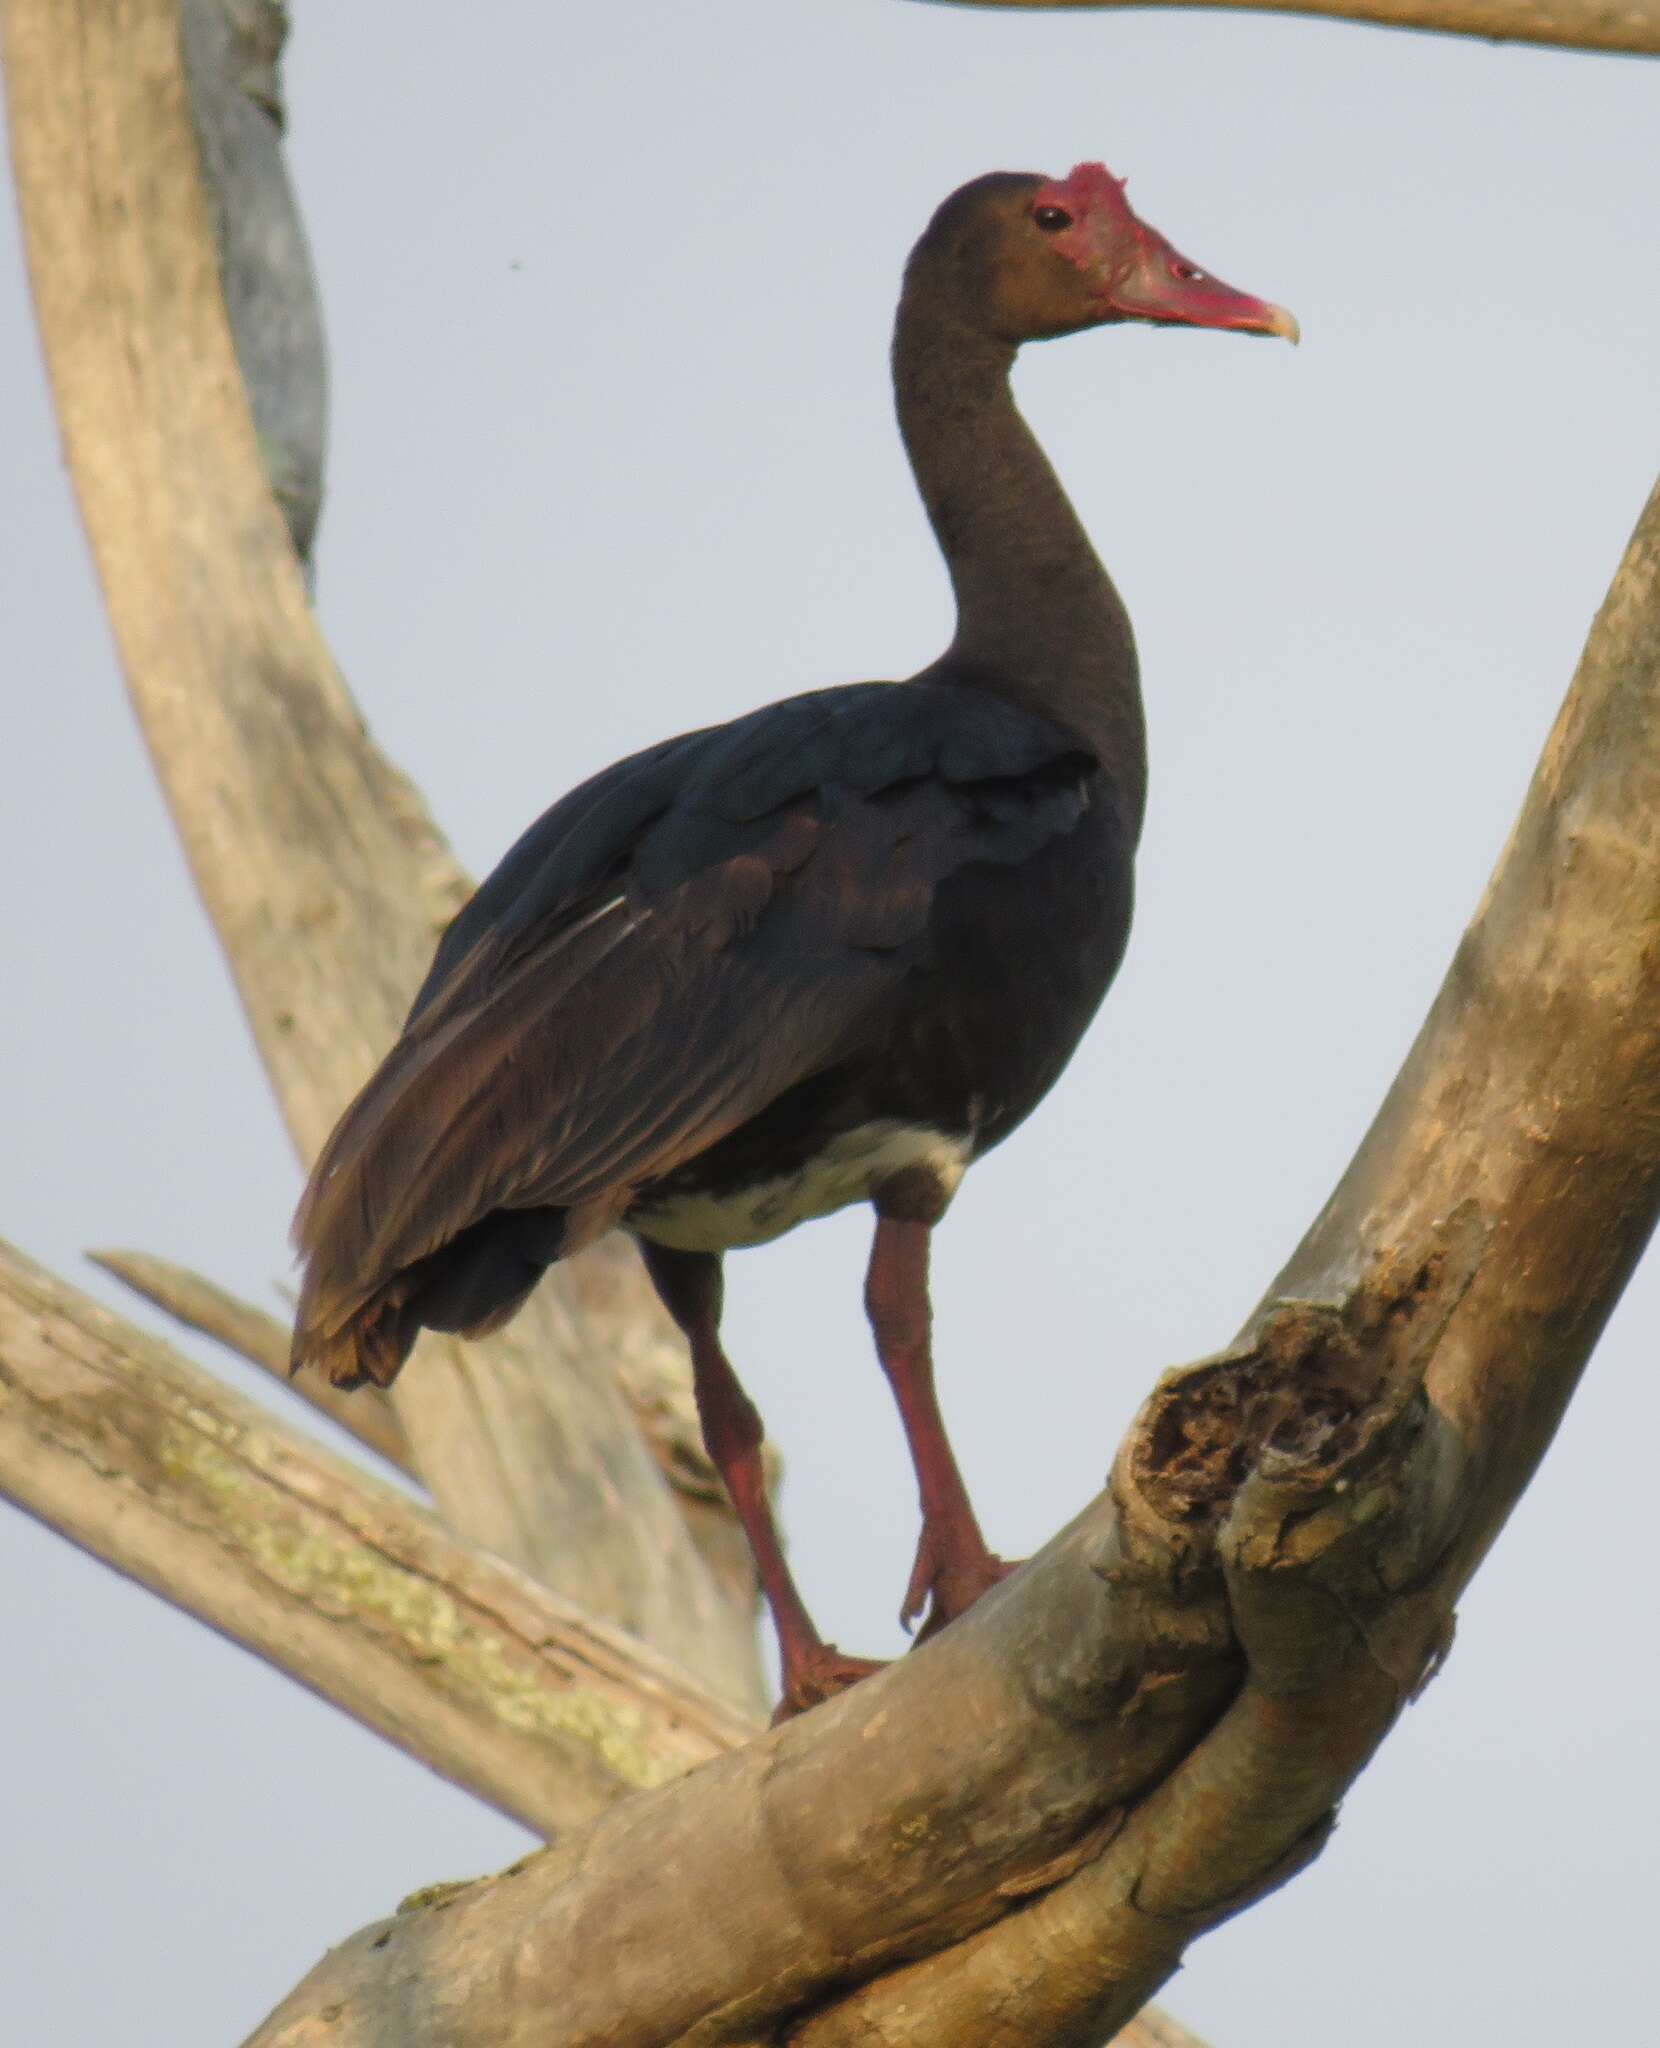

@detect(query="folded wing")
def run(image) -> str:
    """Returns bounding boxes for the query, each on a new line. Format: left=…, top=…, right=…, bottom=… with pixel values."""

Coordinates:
left=291, top=682, right=1098, bottom=1385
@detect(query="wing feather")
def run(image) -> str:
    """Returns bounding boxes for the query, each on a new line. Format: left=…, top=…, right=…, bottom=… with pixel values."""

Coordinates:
left=291, top=681, right=1102, bottom=1373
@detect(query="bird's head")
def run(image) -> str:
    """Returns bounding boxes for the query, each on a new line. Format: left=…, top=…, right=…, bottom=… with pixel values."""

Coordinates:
left=915, top=162, right=1298, bottom=349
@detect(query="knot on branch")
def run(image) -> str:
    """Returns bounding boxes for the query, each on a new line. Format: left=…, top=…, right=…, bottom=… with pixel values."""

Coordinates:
left=1129, top=1206, right=1485, bottom=1547
left=1136, top=1300, right=1373, bottom=1525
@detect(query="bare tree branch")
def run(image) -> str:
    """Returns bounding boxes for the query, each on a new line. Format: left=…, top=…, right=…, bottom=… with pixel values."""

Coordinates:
left=84, top=1240, right=766, bottom=1608
left=922, top=0, right=1660, bottom=58
left=242, top=469, right=1660, bottom=2044
left=2, top=1252, right=1200, bottom=2048
left=0, top=1239, right=757, bottom=1835
left=0, top=0, right=763, bottom=1711
left=178, top=0, right=325, bottom=567
left=88, top=1247, right=416, bottom=1475
left=14, top=0, right=1653, bottom=2041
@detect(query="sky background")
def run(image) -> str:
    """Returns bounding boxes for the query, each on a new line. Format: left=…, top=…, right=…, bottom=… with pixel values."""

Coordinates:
left=4, top=3, right=1658, bottom=2043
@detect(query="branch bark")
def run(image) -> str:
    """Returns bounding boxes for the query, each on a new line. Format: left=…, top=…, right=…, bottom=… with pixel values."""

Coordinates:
left=89, top=1247, right=415, bottom=1475
left=242, top=472, right=1660, bottom=2044
left=0, top=0, right=763, bottom=1712
left=0, top=1254, right=1201, bottom=2048
left=0, top=1239, right=756, bottom=1836
left=11, top=0, right=1656, bottom=2042
left=0, top=9, right=1197, bottom=2037
left=83, top=1239, right=765, bottom=1565
left=924, top=0, right=1660, bottom=58
left=177, top=0, right=325, bottom=567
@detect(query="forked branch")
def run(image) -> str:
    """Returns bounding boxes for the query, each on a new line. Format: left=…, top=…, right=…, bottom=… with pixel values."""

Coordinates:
left=245, top=477, right=1660, bottom=2043
left=0, top=0, right=762, bottom=1711
left=0, top=1240, right=755, bottom=1836
left=8, top=0, right=1659, bottom=2043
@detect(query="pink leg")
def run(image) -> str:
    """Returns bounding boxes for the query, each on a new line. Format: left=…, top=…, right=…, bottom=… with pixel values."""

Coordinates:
left=865, top=1214, right=1014, bottom=1637
left=639, top=1241, right=882, bottom=1719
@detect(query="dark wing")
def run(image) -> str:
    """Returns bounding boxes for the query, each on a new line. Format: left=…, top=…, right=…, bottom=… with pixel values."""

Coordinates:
left=291, top=682, right=1101, bottom=1383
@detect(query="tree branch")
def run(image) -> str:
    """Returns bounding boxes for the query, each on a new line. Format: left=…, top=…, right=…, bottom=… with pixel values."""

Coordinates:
left=13, top=0, right=1651, bottom=2040
left=0, top=1238, right=756, bottom=1836
left=243, top=470, right=1660, bottom=2043
left=88, top=1247, right=415, bottom=1476
left=0, top=0, right=762, bottom=1710
left=84, top=1239, right=767, bottom=1609
left=3, top=1234, right=1204, bottom=2048
left=922, top=0, right=1660, bottom=58
left=177, top=0, right=325, bottom=567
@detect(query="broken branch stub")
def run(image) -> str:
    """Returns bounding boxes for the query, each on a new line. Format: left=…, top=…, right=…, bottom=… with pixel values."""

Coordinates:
left=247, top=471, right=1660, bottom=2040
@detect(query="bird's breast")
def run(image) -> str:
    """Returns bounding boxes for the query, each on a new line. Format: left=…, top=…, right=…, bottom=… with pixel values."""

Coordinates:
left=628, top=1120, right=972, bottom=1254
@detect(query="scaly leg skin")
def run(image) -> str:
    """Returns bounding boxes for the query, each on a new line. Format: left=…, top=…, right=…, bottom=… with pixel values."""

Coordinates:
left=639, top=1240, right=886, bottom=1721
left=865, top=1207, right=1019, bottom=1642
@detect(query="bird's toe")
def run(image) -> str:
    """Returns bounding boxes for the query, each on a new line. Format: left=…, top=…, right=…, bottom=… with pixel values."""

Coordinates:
left=772, top=1642, right=887, bottom=1723
left=902, top=1531, right=1018, bottom=1641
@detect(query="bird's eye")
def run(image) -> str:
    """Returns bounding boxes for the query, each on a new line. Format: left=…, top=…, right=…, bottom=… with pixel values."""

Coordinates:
left=1033, top=206, right=1072, bottom=233
left=1169, top=260, right=1206, bottom=282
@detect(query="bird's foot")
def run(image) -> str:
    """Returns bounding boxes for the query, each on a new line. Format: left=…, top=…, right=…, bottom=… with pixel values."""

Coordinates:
left=772, top=1641, right=888, bottom=1724
left=900, top=1525, right=1017, bottom=1641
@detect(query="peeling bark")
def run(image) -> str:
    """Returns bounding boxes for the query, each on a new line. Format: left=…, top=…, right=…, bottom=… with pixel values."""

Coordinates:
left=178, top=0, right=326, bottom=566
left=0, top=0, right=763, bottom=1712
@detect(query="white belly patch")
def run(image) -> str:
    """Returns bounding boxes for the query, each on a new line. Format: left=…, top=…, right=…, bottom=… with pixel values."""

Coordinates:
left=633, top=1121, right=972, bottom=1253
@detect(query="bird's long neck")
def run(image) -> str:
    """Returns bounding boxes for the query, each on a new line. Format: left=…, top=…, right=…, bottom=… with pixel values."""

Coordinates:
left=893, top=292, right=1145, bottom=834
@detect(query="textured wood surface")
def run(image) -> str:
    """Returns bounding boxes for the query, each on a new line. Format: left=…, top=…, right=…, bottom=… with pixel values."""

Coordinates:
left=0, top=0, right=763, bottom=1713
left=0, top=1241, right=757, bottom=1834
left=90, top=1247, right=416, bottom=1474
left=243, top=471, right=1660, bottom=2042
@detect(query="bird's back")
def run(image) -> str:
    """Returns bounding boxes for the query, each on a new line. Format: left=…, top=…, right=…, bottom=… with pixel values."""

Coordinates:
left=291, top=678, right=1134, bottom=1386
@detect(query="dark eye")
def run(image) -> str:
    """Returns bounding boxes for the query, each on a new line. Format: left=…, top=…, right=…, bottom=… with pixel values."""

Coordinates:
left=1169, top=260, right=1206, bottom=282
left=1034, top=206, right=1072, bottom=233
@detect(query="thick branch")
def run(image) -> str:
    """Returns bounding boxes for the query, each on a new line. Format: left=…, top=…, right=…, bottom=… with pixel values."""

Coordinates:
left=0, top=1244, right=1205, bottom=2047
left=244, top=472, right=1660, bottom=2044
left=924, top=0, right=1660, bottom=57
left=0, top=1239, right=755, bottom=1836
left=0, top=0, right=761, bottom=1709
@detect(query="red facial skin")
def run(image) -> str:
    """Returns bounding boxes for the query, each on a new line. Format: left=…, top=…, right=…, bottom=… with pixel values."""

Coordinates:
left=1033, top=162, right=1299, bottom=342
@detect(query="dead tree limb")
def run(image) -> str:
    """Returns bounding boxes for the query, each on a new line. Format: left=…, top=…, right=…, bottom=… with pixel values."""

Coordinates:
left=0, top=0, right=762, bottom=1711
left=0, top=1239, right=755, bottom=1835
left=89, top=1247, right=415, bottom=1475
left=11, top=0, right=1656, bottom=2041
left=243, top=471, right=1660, bottom=2044
left=924, top=0, right=1660, bottom=58
left=0, top=1242, right=1200, bottom=2048
left=177, top=0, right=325, bottom=568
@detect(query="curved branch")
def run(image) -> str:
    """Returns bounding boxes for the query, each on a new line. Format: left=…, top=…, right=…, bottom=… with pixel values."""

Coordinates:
left=0, top=1234, right=1204, bottom=2047
left=921, top=0, right=1660, bottom=58
left=0, top=0, right=761, bottom=1710
left=0, top=1240, right=755, bottom=1836
left=178, top=0, right=326, bottom=566
left=244, top=472, right=1660, bottom=2043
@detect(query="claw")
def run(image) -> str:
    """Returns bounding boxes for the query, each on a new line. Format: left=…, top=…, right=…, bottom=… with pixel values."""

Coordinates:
left=773, top=1641, right=887, bottom=1723
left=900, top=1522, right=1017, bottom=1641
left=899, top=1531, right=940, bottom=1635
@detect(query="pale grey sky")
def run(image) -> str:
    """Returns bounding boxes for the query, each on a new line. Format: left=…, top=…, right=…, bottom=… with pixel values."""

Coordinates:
left=3, top=4, right=1658, bottom=2043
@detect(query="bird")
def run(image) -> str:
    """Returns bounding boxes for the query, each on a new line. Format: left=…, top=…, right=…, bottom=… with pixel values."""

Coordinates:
left=290, top=162, right=1296, bottom=1717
